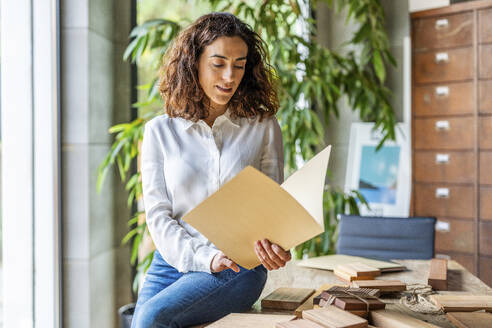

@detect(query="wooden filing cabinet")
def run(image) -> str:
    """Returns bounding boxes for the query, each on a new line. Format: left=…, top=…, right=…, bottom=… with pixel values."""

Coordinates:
left=411, top=0, right=492, bottom=286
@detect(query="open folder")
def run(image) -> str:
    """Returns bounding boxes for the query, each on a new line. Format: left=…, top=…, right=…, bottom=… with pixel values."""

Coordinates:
left=183, top=146, right=332, bottom=269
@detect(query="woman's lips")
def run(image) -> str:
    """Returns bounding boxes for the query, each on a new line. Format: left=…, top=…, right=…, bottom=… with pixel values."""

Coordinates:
left=216, top=85, right=233, bottom=93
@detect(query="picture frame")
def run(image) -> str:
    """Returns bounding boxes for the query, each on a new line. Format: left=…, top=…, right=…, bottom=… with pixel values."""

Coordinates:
left=345, top=122, right=411, bottom=217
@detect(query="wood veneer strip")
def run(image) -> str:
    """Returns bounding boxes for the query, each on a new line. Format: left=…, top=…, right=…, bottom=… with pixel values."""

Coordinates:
left=302, top=306, right=367, bottom=328
left=351, top=280, right=406, bottom=293
left=370, top=309, right=441, bottom=328
left=276, top=319, right=325, bottom=328
left=446, top=312, right=492, bottom=328
left=429, top=294, right=492, bottom=312
left=206, top=313, right=297, bottom=327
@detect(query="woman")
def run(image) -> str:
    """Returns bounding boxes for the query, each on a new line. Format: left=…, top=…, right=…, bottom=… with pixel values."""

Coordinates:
left=132, top=12, right=291, bottom=327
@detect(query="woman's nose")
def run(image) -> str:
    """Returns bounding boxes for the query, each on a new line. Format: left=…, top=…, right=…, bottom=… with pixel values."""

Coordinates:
left=222, top=66, right=234, bottom=81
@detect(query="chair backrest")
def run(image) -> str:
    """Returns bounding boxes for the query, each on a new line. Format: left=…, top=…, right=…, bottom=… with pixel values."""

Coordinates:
left=336, top=215, right=436, bottom=260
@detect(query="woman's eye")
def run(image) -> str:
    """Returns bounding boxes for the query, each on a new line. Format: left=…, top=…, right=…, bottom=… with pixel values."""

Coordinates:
left=235, top=66, right=245, bottom=70
left=212, top=64, right=224, bottom=67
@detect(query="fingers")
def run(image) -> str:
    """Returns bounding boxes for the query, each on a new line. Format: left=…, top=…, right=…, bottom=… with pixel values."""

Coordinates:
left=255, top=240, right=280, bottom=270
left=260, top=239, right=286, bottom=268
left=211, top=252, right=240, bottom=273
left=221, top=257, right=240, bottom=272
left=272, top=243, right=292, bottom=262
left=254, top=241, right=275, bottom=270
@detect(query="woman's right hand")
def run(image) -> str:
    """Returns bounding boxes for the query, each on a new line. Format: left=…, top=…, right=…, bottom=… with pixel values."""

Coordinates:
left=210, top=251, right=240, bottom=273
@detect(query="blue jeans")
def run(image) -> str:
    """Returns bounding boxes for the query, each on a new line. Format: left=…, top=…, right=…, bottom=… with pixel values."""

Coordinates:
left=131, top=250, right=268, bottom=327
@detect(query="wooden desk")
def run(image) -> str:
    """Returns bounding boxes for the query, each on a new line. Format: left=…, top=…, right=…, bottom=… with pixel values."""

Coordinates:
left=252, top=259, right=492, bottom=327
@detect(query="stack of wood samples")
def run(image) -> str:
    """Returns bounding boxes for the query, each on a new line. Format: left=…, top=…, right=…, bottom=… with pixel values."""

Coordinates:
left=334, top=263, right=381, bottom=282
left=262, top=288, right=316, bottom=311
left=314, top=286, right=384, bottom=318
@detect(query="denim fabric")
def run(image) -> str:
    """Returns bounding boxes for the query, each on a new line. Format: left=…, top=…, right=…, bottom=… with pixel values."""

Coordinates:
left=131, top=250, right=268, bottom=328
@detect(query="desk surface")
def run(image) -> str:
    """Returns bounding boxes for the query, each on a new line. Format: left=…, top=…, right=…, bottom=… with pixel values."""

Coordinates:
left=253, top=259, right=492, bottom=327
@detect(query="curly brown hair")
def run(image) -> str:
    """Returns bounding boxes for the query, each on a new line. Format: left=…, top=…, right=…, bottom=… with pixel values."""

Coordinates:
left=159, top=12, right=279, bottom=121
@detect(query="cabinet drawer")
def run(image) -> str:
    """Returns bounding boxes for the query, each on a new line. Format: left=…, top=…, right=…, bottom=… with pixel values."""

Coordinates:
left=480, top=187, right=492, bottom=220
left=414, top=151, right=475, bottom=183
left=479, top=80, right=492, bottom=114
left=479, top=256, right=492, bottom=287
left=434, top=218, right=475, bottom=253
left=480, top=44, right=492, bottom=79
left=414, top=117, right=474, bottom=150
left=480, top=221, right=492, bottom=256
left=414, top=82, right=473, bottom=117
left=435, top=252, right=476, bottom=274
left=413, top=12, right=473, bottom=51
left=479, top=116, right=492, bottom=149
left=415, top=47, right=473, bottom=84
left=415, top=184, right=475, bottom=219
left=480, top=151, right=492, bottom=185
left=479, top=8, right=492, bottom=44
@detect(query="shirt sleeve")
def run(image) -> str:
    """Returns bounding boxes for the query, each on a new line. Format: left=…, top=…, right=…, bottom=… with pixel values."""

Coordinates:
left=141, top=121, right=220, bottom=274
left=259, top=116, right=284, bottom=184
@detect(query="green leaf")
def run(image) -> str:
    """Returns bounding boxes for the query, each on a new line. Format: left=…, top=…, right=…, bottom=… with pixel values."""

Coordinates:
left=372, top=50, right=385, bottom=83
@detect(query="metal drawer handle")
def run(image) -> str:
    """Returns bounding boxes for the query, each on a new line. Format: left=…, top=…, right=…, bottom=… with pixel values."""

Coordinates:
left=435, top=18, right=449, bottom=29
left=435, top=221, right=451, bottom=232
left=435, top=86, right=449, bottom=97
left=436, top=153, right=450, bottom=163
left=436, top=188, right=450, bottom=198
left=435, top=120, right=450, bottom=130
left=435, top=52, right=449, bottom=63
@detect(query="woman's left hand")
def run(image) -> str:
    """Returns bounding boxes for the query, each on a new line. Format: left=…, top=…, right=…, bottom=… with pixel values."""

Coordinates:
left=254, top=239, right=292, bottom=271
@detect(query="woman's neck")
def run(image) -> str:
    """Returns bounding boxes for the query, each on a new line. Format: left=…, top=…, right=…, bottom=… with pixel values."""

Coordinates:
left=204, top=104, right=227, bottom=128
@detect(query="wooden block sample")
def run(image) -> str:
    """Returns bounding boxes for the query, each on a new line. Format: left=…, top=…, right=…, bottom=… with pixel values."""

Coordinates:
left=336, top=263, right=381, bottom=277
left=352, top=280, right=406, bottom=293
left=276, top=319, right=325, bottom=328
left=206, top=313, right=296, bottom=327
left=333, top=297, right=385, bottom=311
left=370, top=309, right=440, bottom=328
left=295, top=284, right=344, bottom=318
left=429, top=294, right=492, bottom=312
left=302, top=306, right=368, bottom=328
left=428, top=258, right=448, bottom=290
left=446, top=312, right=492, bottom=328
left=333, top=269, right=375, bottom=282
left=262, top=288, right=316, bottom=311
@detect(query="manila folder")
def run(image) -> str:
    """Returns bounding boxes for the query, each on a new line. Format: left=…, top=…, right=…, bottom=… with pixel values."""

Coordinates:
left=183, top=146, right=331, bottom=269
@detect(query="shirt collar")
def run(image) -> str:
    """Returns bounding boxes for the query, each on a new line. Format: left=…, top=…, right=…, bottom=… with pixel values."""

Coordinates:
left=181, top=107, right=240, bottom=131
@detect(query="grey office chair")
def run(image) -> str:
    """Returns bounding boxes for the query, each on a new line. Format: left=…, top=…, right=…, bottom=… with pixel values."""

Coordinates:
left=336, top=215, right=436, bottom=260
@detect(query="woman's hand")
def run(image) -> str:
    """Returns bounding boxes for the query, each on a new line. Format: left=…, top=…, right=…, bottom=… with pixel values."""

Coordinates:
left=254, top=239, right=292, bottom=271
left=210, top=251, right=240, bottom=273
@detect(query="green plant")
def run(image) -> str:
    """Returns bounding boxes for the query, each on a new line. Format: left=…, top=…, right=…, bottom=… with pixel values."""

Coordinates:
left=98, top=0, right=395, bottom=290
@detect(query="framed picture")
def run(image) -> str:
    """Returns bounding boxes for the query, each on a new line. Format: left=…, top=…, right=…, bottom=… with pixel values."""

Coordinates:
left=345, top=123, right=411, bottom=217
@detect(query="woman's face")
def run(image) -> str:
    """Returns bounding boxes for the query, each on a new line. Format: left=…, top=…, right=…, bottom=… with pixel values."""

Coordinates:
left=198, top=36, right=248, bottom=113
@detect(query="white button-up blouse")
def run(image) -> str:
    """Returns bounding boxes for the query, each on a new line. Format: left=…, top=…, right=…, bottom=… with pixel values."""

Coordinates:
left=141, top=109, right=284, bottom=274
